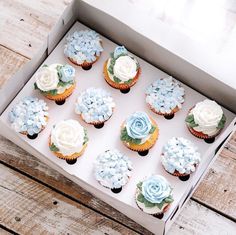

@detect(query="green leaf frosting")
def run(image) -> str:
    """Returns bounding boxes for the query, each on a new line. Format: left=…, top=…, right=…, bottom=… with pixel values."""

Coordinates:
left=83, top=128, right=89, bottom=145
left=50, top=143, right=59, bottom=152
left=217, top=114, right=226, bottom=129
left=185, top=114, right=199, bottom=127
left=113, top=76, right=122, bottom=83
left=124, top=79, right=133, bottom=84
left=120, top=127, right=142, bottom=145
left=149, top=125, right=156, bottom=134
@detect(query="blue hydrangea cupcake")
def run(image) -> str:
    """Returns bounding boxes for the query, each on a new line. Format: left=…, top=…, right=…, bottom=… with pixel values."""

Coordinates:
left=75, top=87, right=115, bottom=129
left=136, top=175, right=174, bottom=218
left=103, top=46, right=141, bottom=93
left=64, top=30, right=103, bottom=70
left=8, top=97, right=49, bottom=139
left=34, top=63, right=76, bottom=105
left=146, top=76, right=185, bottom=119
left=161, top=137, right=201, bottom=181
left=94, top=149, right=133, bottom=193
left=120, top=111, right=158, bottom=156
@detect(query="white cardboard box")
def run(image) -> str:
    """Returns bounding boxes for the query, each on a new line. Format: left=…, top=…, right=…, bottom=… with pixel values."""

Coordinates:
left=0, top=1, right=235, bottom=234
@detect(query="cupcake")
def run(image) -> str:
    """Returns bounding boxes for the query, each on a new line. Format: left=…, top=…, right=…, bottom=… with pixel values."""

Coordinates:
left=103, top=46, right=141, bottom=93
left=120, top=111, right=158, bottom=156
left=136, top=175, right=173, bottom=219
left=64, top=30, right=103, bottom=70
left=146, top=77, right=185, bottom=119
left=185, top=99, right=226, bottom=143
left=161, top=137, right=201, bottom=181
left=34, top=64, right=76, bottom=105
left=75, top=87, right=115, bottom=129
left=49, top=119, right=88, bottom=164
left=8, top=96, right=48, bottom=139
left=94, top=149, right=133, bottom=193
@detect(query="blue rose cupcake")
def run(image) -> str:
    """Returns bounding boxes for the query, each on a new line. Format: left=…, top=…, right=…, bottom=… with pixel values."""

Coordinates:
left=33, top=63, right=76, bottom=105
left=146, top=76, right=185, bottom=119
left=8, top=96, right=49, bottom=139
left=94, top=149, right=133, bottom=193
left=64, top=30, right=103, bottom=70
left=120, top=111, right=158, bottom=156
left=136, top=175, right=173, bottom=218
left=75, top=87, right=115, bottom=129
left=161, top=137, right=201, bottom=181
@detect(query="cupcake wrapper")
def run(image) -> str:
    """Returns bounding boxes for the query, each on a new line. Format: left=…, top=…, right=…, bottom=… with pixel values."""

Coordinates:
left=68, top=55, right=100, bottom=68
left=97, top=176, right=130, bottom=190
left=44, top=83, right=76, bottom=101
left=49, top=141, right=87, bottom=160
left=147, top=103, right=180, bottom=116
left=121, top=118, right=159, bottom=152
left=103, top=60, right=141, bottom=90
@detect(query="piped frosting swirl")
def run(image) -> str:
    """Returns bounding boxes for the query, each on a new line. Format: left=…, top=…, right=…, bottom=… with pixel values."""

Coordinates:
left=94, top=149, right=133, bottom=189
left=64, top=30, right=103, bottom=64
left=8, top=96, right=48, bottom=135
left=75, top=87, right=115, bottom=124
left=161, top=137, right=201, bottom=175
left=146, top=77, right=185, bottom=114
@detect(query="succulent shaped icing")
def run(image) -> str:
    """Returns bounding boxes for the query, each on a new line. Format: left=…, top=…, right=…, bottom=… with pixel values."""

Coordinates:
left=50, top=119, right=88, bottom=156
left=94, top=149, right=133, bottom=189
left=64, top=30, right=103, bottom=64
left=161, top=137, right=201, bottom=175
left=121, top=112, right=156, bottom=145
left=8, top=96, right=48, bottom=135
left=146, top=77, right=185, bottom=114
left=107, top=46, right=140, bottom=84
left=75, top=87, right=115, bottom=123
left=136, top=175, right=173, bottom=210
left=34, top=64, right=75, bottom=95
left=185, top=99, right=226, bottom=136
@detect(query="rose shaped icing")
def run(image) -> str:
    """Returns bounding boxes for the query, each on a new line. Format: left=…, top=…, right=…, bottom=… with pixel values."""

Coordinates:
left=34, top=64, right=75, bottom=95
left=136, top=175, right=173, bottom=213
left=121, top=112, right=156, bottom=145
left=161, top=137, right=201, bottom=175
left=107, top=46, right=139, bottom=84
left=50, top=119, right=88, bottom=156
left=8, top=97, right=48, bottom=135
left=94, top=149, right=133, bottom=189
left=146, top=77, right=185, bottom=114
left=64, top=30, right=103, bottom=64
left=186, top=99, right=226, bottom=136
left=75, top=87, right=115, bottom=123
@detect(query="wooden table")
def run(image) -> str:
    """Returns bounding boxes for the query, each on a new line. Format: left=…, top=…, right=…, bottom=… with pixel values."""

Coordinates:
left=0, top=1, right=235, bottom=234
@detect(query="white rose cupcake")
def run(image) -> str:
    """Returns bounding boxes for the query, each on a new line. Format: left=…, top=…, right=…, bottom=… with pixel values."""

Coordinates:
left=161, top=137, right=201, bottom=181
left=34, top=64, right=76, bottom=105
left=103, top=46, right=141, bottom=93
left=94, top=149, right=133, bottom=193
left=135, top=175, right=173, bottom=219
left=185, top=99, right=226, bottom=143
left=49, top=119, right=88, bottom=164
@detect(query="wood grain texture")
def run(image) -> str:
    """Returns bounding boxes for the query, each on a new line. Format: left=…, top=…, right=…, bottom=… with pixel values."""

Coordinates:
left=0, top=132, right=236, bottom=234
left=0, top=46, right=29, bottom=88
left=0, top=0, right=69, bottom=59
left=193, top=132, right=236, bottom=220
left=0, top=163, right=137, bottom=235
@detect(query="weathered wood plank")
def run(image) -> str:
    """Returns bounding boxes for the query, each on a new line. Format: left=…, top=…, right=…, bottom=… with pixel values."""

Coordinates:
left=0, top=163, right=137, bottom=235
left=0, top=0, right=69, bottom=59
left=169, top=200, right=236, bottom=235
left=0, top=227, right=12, bottom=235
left=0, top=132, right=236, bottom=234
left=0, top=46, right=29, bottom=88
left=193, top=132, right=236, bottom=220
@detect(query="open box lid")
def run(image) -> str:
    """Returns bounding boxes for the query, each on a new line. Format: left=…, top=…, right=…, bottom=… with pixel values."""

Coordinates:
left=0, top=0, right=235, bottom=114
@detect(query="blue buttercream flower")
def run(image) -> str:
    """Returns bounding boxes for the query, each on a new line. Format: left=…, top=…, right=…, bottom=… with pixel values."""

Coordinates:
left=126, top=112, right=152, bottom=139
left=58, top=64, right=75, bottom=83
left=142, top=175, right=171, bottom=204
left=114, top=46, right=128, bottom=58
